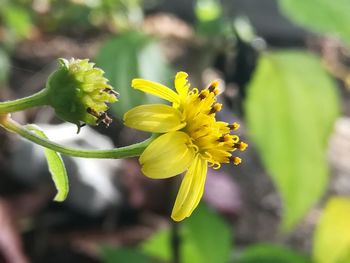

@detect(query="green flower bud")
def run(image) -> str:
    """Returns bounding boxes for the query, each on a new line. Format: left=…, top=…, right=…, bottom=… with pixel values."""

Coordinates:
left=46, top=58, right=118, bottom=131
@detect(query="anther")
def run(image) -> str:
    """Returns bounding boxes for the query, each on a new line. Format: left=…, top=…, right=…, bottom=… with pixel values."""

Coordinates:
left=102, top=115, right=113, bottom=127
left=86, top=107, right=99, bottom=118
left=208, top=80, right=219, bottom=95
left=228, top=122, right=240, bottom=131
left=198, top=89, right=209, bottom=100
left=87, top=107, right=113, bottom=127
left=234, top=142, right=248, bottom=151
left=232, top=157, right=242, bottom=165
left=209, top=103, right=222, bottom=114
left=103, top=88, right=119, bottom=98
left=96, top=112, right=113, bottom=127
left=218, top=134, right=232, bottom=142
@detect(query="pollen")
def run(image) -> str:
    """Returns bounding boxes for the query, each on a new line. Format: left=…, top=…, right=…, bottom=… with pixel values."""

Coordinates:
left=232, top=157, right=242, bottom=165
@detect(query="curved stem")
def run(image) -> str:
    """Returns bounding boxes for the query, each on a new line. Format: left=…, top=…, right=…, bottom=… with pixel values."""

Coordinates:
left=0, top=115, right=152, bottom=159
left=0, top=89, right=49, bottom=113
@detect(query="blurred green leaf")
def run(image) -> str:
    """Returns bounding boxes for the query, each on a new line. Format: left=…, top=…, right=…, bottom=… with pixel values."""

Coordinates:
left=233, top=17, right=257, bottom=44
left=182, top=204, right=232, bottom=263
left=58, top=4, right=92, bottom=29
left=95, top=31, right=172, bottom=117
left=142, top=229, right=172, bottom=262
left=195, top=0, right=222, bottom=22
left=245, top=51, right=340, bottom=230
left=142, top=204, right=231, bottom=263
left=0, top=48, right=10, bottom=86
left=236, top=244, right=311, bottom=263
left=1, top=4, right=33, bottom=39
left=313, top=197, right=350, bottom=263
left=278, top=0, right=350, bottom=45
left=195, top=19, right=230, bottom=37
left=101, top=247, right=150, bottom=263
left=27, top=125, right=69, bottom=202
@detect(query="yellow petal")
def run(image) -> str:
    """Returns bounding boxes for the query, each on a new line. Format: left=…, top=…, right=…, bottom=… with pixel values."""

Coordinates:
left=174, top=71, right=189, bottom=101
left=171, top=155, right=208, bottom=221
left=132, top=79, right=180, bottom=104
left=124, top=104, right=186, bottom=133
left=140, top=131, right=196, bottom=179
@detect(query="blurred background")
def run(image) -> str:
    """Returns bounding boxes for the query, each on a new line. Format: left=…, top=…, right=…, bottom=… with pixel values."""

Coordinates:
left=0, top=0, right=349, bottom=262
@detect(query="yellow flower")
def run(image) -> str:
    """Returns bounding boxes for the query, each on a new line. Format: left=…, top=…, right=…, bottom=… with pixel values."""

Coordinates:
left=124, top=72, right=247, bottom=221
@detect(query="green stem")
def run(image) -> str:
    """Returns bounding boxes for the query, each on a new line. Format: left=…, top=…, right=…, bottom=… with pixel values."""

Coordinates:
left=0, top=89, right=49, bottom=113
left=171, top=221, right=181, bottom=263
left=0, top=116, right=152, bottom=159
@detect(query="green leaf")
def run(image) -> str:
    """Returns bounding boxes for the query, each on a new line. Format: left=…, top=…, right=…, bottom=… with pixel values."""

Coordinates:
left=142, top=204, right=231, bottom=263
left=245, top=51, right=340, bottom=230
left=101, top=247, right=151, bottom=263
left=95, top=31, right=172, bottom=117
left=278, top=0, right=350, bottom=45
left=236, top=244, right=311, bottom=263
left=27, top=125, right=69, bottom=202
left=313, top=197, right=350, bottom=263
left=182, top=204, right=232, bottom=263
left=1, top=4, right=33, bottom=39
left=141, top=229, right=172, bottom=262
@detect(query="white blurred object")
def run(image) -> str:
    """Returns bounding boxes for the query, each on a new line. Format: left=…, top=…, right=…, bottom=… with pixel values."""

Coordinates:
left=329, top=117, right=350, bottom=195
left=11, top=123, right=122, bottom=216
left=329, top=117, right=350, bottom=172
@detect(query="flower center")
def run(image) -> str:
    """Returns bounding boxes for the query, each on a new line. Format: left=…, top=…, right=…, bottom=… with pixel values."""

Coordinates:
left=180, top=81, right=247, bottom=169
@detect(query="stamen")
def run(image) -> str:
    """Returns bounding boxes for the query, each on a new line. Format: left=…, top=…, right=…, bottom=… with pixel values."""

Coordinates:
left=208, top=80, right=219, bottom=95
left=198, top=89, right=209, bottom=100
left=103, top=88, right=119, bottom=98
left=234, top=142, right=248, bottom=151
left=209, top=103, right=222, bottom=114
left=96, top=112, right=113, bottom=127
left=87, top=107, right=113, bottom=127
left=86, top=107, right=99, bottom=118
left=218, top=134, right=232, bottom=142
left=101, top=114, right=113, bottom=127
left=228, top=122, right=240, bottom=131
left=218, top=137, right=225, bottom=142
left=231, top=157, right=242, bottom=165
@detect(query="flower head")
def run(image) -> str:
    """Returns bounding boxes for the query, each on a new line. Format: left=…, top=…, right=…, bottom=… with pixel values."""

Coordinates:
left=124, top=72, right=247, bottom=221
left=46, top=58, right=118, bottom=131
